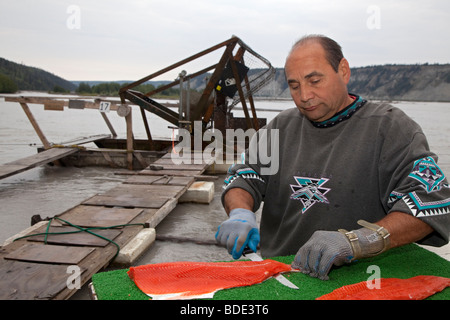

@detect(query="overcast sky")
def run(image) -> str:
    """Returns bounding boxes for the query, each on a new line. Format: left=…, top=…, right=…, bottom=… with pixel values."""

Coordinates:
left=1, top=0, right=449, bottom=81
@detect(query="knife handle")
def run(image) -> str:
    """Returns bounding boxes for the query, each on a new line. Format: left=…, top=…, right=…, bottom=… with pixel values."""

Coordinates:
left=243, top=246, right=255, bottom=256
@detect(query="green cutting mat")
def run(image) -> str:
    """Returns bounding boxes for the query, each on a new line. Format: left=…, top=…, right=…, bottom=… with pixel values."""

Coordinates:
left=91, top=244, right=450, bottom=300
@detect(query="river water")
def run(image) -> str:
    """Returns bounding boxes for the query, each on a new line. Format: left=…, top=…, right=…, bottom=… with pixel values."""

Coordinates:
left=0, top=93, right=449, bottom=298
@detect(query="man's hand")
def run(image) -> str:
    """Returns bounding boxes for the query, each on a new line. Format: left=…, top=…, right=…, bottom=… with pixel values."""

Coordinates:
left=291, top=231, right=353, bottom=280
left=292, top=220, right=391, bottom=280
left=215, top=208, right=260, bottom=259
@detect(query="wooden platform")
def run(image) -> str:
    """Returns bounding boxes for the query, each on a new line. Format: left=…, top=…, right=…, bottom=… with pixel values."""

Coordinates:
left=0, top=134, right=112, bottom=180
left=0, top=153, right=213, bottom=300
left=0, top=147, right=79, bottom=180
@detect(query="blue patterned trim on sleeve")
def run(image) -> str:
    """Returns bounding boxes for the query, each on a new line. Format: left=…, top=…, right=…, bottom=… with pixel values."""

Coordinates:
left=402, top=191, right=450, bottom=218
left=223, top=167, right=265, bottom=189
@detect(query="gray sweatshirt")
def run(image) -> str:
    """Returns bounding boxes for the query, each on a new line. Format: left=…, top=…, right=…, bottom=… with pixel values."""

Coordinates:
left=222, top=96, right=450, bottom=258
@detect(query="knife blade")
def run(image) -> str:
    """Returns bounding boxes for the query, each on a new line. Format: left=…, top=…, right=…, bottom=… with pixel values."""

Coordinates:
left=243, top=249, right=299, bottom=290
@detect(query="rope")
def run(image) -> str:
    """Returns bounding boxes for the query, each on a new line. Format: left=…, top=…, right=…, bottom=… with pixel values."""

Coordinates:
left=171, top=127, right=178, bottom=154
left=14, top=217, right=145, bottom=260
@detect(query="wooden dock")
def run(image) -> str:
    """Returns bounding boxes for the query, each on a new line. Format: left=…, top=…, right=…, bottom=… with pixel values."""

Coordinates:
left=0, top=153, right=214, bottom=300
left=0, top=37, right=269, bottom=299
left=0, top=147, right=79, bottom=180
left=0, top=135, right=113, bottom=180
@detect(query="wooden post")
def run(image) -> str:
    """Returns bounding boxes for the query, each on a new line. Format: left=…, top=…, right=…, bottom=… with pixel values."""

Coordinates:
left=126, top=110, right=133, bottom=170
left=100, top=112, right=117, bottom=138
left=139, top=107, right=153, bottom=146
left=20, top=103, right=52, bottom=149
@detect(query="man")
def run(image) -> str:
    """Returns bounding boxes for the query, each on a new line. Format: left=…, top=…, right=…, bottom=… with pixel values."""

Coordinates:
left=215, top=35, right=450, bottom=280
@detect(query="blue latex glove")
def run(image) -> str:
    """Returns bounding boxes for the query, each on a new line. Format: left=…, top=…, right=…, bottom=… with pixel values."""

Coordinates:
left=215, top=208, right=260, bottom=259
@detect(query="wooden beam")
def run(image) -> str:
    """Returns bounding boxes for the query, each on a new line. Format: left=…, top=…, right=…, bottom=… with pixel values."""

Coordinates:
left=139, top=107, right=153, bottom=145
left=100, top=112, right=117, bottom=137
left=192, top=41, right=238, bottom=122
left=228, top=56, right=253, bottom=129
left=19, top=102, right=52, bottom=149
left=5, top=96, right=121, bottom=111
left=119, top=37, right=240, bottom=93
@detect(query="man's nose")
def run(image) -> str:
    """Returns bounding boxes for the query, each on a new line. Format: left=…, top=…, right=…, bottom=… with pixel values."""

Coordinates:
left=300, top=87, right=314, bottom=102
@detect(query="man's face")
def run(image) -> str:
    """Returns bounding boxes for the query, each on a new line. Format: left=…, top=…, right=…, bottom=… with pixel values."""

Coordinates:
left=285, top=42, right=352, bottom=122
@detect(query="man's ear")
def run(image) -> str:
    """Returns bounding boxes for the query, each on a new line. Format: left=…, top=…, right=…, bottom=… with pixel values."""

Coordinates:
left=338, top=58, right=351, bottom=84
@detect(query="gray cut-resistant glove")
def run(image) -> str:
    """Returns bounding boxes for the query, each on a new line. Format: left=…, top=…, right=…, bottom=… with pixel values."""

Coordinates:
left=215, top=208, right=260, bottom=259
left=292, top=231, right=353, bottom=280
left=292, top=220, right=390, bottom=280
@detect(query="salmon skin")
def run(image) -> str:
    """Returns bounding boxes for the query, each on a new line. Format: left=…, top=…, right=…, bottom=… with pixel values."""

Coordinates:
left=317, top=275, right=450, bottom=300
left=127, top=259, right=292, bottom=300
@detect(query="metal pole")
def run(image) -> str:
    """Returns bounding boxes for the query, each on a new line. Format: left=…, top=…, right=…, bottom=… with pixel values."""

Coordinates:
left=126, top=110, right=133, bottom=170
left=178, top=70, right=186, bottom=121
left=186, top=78, right=190, bottom=121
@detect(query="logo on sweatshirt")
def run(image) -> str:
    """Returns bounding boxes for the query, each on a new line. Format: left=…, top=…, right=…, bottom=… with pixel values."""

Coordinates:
left=290, top=176, right=331, bottom=213
left=409, top=156, right=447, bottom=193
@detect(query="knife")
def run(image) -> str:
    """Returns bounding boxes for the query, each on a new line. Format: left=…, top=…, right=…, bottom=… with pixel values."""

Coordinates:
left=243, top=248, right=299, bottom=290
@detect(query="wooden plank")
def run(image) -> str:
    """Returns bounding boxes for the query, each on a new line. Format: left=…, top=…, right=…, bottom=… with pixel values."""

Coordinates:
left=0, top=260, right=87, bottom=300
left=4, top=243, right=94, bottom=265
left=137, top=169, right=204, bottom=177
left=68, top=99, right=85, bottom=109
left=179, top=181, right=215, bottom=204
left=83, top=184, right=186, bottom=209
left=44, top=100, right=65, bottom=111
left=57, top=134, right=112, bottom=147
left=153, top=156, right=214, bottom=166
left=113, top=228, right=156, bottom=266
left=5, top=96, right=121, bottom=111
left=102, top=184, right=187, bottom=197
left=124, top=175, right=194, bottom=186
left=12, top=148, right=78, bottom=166
left=144, top=163, right=209, bottom=171
left=83, top=195, right=169, bottom=209
left=0, top=148, right=79, bottom=179
left=157, top=155, right=215, bottom=167
left=26, top=226, right=122, bottom=247
left=160, top=151, right=205, bottom=160
left=57, top=206, right=143, bottom=228
left=0, top=164, right=27, bottom=179
left=143, top=199, right=178, bottom=228
left=145, top=154, right=212, bottom=176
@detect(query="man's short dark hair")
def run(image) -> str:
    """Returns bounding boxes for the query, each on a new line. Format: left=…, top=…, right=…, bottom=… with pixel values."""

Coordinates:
left=291, top=35, right=344, bottom=72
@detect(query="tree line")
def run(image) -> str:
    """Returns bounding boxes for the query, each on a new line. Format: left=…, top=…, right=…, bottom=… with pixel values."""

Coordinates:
left=0, top=57, right=76, bottom=93
left=0, top=73, right=18, bottom=93
left=75, top=82, right=180, bottom=98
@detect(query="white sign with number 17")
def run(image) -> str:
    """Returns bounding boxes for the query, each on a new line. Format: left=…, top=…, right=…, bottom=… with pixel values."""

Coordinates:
left=99, top=101, right=111, bottom=113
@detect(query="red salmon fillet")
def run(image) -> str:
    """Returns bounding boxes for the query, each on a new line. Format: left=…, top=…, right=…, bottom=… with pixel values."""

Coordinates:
left=317, top=275, right=450, bottom=300
left=127, top=259, right=292, bottom=300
